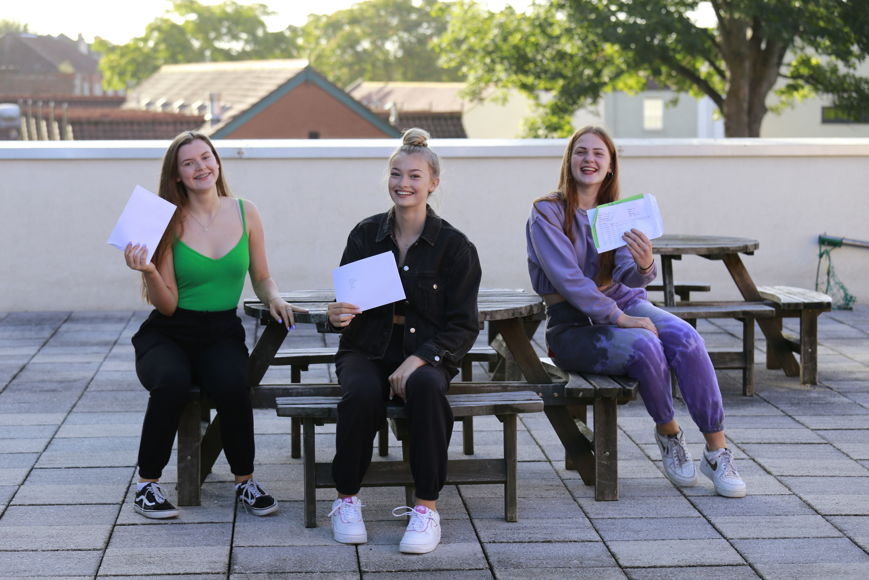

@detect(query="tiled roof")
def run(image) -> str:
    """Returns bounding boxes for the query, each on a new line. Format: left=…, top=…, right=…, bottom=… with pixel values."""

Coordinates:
left=388, top=112, right=467, bottom=139
left=124, top=59, right=310, bottom=135
left=348, top=82, right=468, bottom=113
left=22, top=106, right=203, bottom=140
left=1, top=94, right=125, bottom=109
left=0, top=33, right=99, bottom=75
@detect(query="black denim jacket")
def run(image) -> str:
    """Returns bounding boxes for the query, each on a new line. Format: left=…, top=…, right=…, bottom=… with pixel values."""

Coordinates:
left=334, top=206, right=482, bottom=377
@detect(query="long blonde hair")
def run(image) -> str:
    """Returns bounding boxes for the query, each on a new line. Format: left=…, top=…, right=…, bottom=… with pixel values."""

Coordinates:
left=534, top=126, right=620, bottom=286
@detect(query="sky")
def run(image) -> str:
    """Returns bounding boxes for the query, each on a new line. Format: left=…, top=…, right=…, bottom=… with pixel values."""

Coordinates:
left=6, top=0, right=534, bottom=44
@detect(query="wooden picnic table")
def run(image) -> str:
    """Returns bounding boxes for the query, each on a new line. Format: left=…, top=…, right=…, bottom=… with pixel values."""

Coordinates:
left=652, top=234, right=801, bottom=377
left=243, top=288, right=550, bottom=388
left=242, top=288, right=637, bottom=500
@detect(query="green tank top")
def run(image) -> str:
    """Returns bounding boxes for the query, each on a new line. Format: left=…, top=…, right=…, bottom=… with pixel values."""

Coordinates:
left=174, top=198, right=249, bottom=311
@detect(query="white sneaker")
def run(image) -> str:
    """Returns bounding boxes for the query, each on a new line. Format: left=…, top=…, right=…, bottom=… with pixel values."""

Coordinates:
left=328, top=497, right=367, bottom=544
left=701, top=448, right=747, bottom=498
left=393, top=505, right=441, bottom=554
left=654, top=428, right=697, bottom=487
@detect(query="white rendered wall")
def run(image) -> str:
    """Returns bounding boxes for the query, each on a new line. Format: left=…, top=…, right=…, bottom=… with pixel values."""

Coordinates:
left=0, top=138, right=867, bottom=311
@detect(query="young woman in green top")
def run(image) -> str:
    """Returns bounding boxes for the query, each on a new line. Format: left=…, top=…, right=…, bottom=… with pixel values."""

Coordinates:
left=123, top=131, right=306, bottom=519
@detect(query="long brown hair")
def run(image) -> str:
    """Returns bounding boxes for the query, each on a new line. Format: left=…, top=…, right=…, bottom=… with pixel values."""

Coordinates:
left=534, top=126, right=620, bottom=286
left=142, top=130, right=232, bottom=302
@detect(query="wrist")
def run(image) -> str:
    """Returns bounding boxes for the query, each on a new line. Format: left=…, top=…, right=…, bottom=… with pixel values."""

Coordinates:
left=639, top=261, right=654, bottom=272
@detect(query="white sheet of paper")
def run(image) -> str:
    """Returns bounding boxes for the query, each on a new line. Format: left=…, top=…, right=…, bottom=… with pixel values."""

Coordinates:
left=332, top=251, right=406, bottom=311
left=106, top=185, right=177, bottom=263
left=588, top=193, right=664, bottom=252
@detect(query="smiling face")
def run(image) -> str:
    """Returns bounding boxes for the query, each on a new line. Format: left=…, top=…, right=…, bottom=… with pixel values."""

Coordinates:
left=176, top=138, right=220, bottom=195
left=388, top=152, right=439, bottom=210
left=569, top=132, right=613, bottom=191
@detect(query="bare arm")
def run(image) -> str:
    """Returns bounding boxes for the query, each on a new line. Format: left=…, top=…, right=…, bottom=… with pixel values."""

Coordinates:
left=124, top=242, right=178, bottom=316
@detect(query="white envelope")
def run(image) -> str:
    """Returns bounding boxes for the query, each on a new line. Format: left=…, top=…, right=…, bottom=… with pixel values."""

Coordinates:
left=107, top=185, right=177, bottom=263
left=332, top=251, right=406, bottom=311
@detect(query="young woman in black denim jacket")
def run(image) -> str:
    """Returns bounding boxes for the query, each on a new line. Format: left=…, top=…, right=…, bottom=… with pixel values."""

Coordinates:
left=325, top=128, right=482, bottom=554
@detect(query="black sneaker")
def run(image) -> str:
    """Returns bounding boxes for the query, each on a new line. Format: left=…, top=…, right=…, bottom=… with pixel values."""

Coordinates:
left=134, top=482, right=179, bottom=519
left=235, top=479, right=278, bottom=516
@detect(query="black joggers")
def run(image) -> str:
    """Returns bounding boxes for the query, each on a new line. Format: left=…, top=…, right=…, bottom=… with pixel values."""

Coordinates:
left=132, top=308, right=254, bottom=480
left=332, top=327, right=453, bottom=501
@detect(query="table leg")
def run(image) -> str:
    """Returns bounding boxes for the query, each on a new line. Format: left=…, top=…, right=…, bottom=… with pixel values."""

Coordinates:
left=722, top=254, right=800, bottom=377
left=661, top=256, right=676, bottom=307
left=491, top=318, right=550, bottom=384
left=248, top=320, right=289, bottom=389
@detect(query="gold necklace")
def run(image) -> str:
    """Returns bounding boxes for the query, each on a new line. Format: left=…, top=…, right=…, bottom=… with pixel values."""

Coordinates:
left=187, top=207, right=219, bottom=231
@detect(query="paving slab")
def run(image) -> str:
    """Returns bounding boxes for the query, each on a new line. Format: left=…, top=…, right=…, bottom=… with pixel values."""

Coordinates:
left=731, top=537, right=869, bottom=564
left=689, top=494, right=816, bottom=518
left=495, top=568, right=626, bottom=580
left=609, top=538, right=745, bottom=567
left=35, top=435, right=139, bottom=468
left=485, top=542, right=617, bottom=569
left=472, top=515, right=601, bottom=543
left=0, top=550, right=102, bottom=577
left=231, top=545, right=359, bottom=574
left=594, top=516, right=720, bottom=541
left=709, top=514, right=842, bottom=539
left=751, top=562, right=869, bottom=579
left=624, top=566, right=760, bottom=579
left=99, top=546, right=230, bottom=576
left=578, top=495, right=701, bottom=519
left=12, top=466, right=133, bottom=505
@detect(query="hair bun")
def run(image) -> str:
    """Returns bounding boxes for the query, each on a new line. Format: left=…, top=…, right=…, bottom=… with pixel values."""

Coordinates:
left=402, top=127, right=430, bottom=148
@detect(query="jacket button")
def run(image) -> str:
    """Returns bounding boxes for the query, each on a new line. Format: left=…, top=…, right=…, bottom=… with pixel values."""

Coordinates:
left=403, top=265, right=409, bottom=271
left=434, top=355, right=441, bottom=362
left=432, top=283, right=438, bottom=290
left=409, top=327, right=416, bottom=333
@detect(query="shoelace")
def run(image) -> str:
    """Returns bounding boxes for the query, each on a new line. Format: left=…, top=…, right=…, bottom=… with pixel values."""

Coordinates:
left=716, top=450, right=740, bottom=478
left=669, top=436, right=690, bottom=467
left=238, top=479, right=264, bottom=501
left=392, top=506, right=431, bottom=532
left=144, top=482, right=167, bottom=504
left=329, top=499, right=363, bottom=521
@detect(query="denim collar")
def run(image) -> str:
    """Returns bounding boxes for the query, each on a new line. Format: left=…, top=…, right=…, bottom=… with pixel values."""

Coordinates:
left=375, top=205, right=442, bottom=246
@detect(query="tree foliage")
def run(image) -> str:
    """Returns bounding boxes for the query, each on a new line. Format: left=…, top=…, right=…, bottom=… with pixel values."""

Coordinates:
left=0, top=20, right=30, bottom=35
left=95, top=0, right=459, bottom=92
left=299, top=0, right=461, bottom=88
left=438, top=0, right=869, bottom=137
left=94, top=1, right=299, bottom=90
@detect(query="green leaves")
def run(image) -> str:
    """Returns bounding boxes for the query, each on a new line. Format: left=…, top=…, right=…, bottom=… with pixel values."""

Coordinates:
left=440, top=0, right=869, bottom=137
left=96, top=1, right=300, bottom=90
left=299, top=0, right=461, bottom=88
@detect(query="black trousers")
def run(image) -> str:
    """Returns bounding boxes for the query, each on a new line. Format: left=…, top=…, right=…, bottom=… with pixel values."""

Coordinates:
left=332, top=327, right=453, bottom=501
left=132, top=308, right=254, bottom=480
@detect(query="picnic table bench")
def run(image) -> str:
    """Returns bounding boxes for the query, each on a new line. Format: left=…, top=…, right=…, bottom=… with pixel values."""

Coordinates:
left=757, top=285, right=832, bottom=384
left=662, top=301, right=776, bottom=396
left=275, top=391, right=544, bottom=527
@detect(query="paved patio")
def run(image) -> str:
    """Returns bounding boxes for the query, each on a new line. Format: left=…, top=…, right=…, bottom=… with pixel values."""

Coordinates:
left=1, top=305, right=868, bottom=578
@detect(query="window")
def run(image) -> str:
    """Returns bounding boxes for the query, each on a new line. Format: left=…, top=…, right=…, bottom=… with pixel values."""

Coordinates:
left=822, top=107, right=869, bottom=124
left=643, top=98, right=664, bottom=131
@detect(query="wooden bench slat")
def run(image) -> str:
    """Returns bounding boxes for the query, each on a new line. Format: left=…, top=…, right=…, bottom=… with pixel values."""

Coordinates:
left=663, top=301, right=776, bottom=319
left=757, top=285, right=833, bottom=310
left=276, top=392, right=544, bottom=419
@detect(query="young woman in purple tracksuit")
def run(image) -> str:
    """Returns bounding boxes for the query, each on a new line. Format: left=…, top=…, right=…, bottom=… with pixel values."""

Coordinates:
left=526, top=126, right=746, bottom=498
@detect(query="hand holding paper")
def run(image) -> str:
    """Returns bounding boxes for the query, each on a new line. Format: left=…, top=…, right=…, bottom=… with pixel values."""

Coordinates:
left=588, top=193, right=664, bottom=252
left=107, top=185, right=177, bottom=263
left=332, top=251, right=406, bottom=312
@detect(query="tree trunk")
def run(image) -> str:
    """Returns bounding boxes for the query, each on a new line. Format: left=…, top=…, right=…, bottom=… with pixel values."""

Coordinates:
left=719, top=17, right=790, bottom=137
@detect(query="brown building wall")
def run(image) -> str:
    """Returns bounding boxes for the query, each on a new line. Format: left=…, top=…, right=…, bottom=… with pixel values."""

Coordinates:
left=222, top=81, right=392, bottom=139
